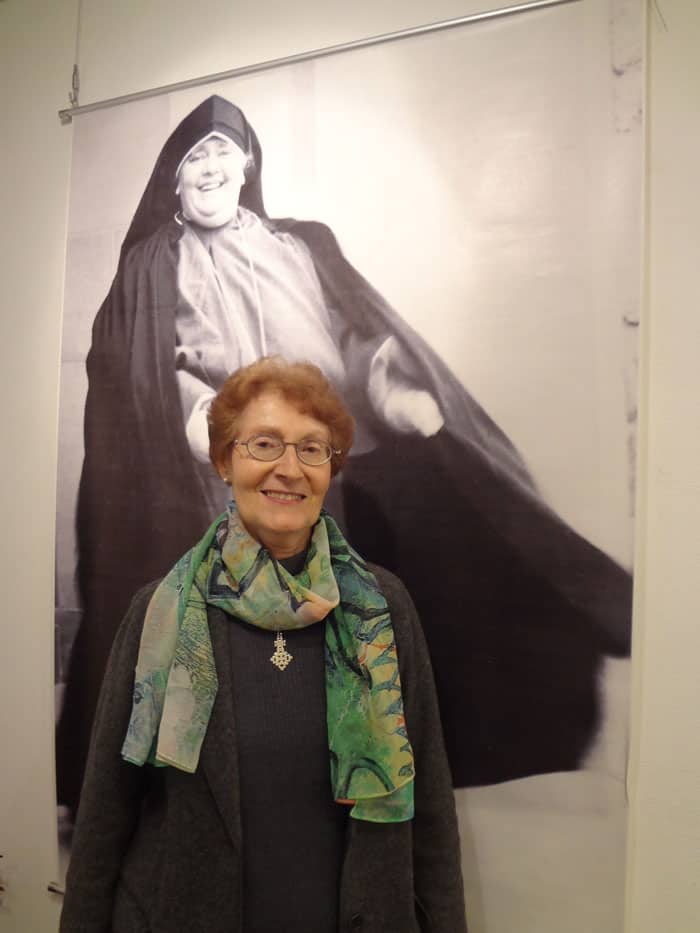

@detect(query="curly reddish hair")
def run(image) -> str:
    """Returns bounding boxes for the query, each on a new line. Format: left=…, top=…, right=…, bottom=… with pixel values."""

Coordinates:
left=208, top=357, right=355, bottom=477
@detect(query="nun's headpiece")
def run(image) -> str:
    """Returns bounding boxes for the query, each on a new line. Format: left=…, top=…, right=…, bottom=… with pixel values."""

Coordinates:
left=164, top=96, right=255, bottom=182
left=120, top=95, right=266, bottom=259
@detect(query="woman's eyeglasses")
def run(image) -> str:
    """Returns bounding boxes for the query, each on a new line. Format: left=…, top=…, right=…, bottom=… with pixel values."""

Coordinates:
left=234, top=434, right=339, bottom=466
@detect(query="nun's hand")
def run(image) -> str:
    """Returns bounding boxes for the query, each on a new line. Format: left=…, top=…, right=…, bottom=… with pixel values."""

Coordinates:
left=382, top=386, right=444, bottom=436
left=369, top=337, right=444, bottom=437
left=184, top=392, right=215, bottom=463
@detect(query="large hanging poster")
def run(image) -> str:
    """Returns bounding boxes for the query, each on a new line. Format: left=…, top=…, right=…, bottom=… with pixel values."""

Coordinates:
left=54, top=1, right=642, bottom=929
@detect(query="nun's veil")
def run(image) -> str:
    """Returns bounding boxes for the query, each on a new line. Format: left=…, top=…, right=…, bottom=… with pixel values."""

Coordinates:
left=120, top=95, right=267, bottom=260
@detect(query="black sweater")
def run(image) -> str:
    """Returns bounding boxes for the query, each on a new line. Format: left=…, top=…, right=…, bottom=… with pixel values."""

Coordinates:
left=60, top=565, right=467, bottom=933
left=228, top=551, right=348, bottom=932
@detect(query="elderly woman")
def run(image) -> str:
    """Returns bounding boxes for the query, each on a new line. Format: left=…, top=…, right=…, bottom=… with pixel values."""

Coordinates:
left=59, top=357, right=467, bottom=933
left=58, top=94, right=633, bottom=817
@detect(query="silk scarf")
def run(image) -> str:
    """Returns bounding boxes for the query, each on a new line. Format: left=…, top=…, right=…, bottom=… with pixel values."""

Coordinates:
left=122, top=502, right=414, bottom=822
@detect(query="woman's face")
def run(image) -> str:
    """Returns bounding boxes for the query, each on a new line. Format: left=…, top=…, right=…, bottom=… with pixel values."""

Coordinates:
left=176, top=134, right=247, bottom=228
left=224, top=390, right=333, bottom=559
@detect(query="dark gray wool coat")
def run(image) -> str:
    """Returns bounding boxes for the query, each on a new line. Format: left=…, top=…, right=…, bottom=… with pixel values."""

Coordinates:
left=59, top=566, right=468, bottom=933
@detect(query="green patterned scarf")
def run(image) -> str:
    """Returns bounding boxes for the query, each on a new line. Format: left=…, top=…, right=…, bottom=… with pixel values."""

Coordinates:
left=122, top=502, right=414, bottom=822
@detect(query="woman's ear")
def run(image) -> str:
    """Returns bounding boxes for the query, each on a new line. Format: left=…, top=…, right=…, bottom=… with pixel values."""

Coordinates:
left=216, top=454, right=231, bottom=485
left=215, top=459, right=229, bottom=484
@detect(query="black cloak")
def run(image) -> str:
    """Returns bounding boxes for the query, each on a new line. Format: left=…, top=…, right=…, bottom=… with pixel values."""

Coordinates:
left=57, top=96, right=632, bottom=812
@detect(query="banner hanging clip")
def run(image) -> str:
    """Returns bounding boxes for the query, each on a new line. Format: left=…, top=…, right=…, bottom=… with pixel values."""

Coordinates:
left=69, top=64, right=80, bottom=108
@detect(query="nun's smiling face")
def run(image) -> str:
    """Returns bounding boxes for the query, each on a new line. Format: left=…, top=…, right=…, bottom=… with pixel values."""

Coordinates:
left=176, top=133, right=247, bottom=228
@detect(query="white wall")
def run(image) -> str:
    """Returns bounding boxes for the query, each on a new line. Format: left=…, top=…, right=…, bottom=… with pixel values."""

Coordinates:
left=625, top=2, right=700, bottom=930
left=1, top=1, right=698, bottom=931
left=0, top=1, right=78, bottom=929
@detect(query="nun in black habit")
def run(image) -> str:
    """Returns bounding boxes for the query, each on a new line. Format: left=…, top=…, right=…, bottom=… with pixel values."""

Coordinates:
left=57, top=94, right=633, bottom=815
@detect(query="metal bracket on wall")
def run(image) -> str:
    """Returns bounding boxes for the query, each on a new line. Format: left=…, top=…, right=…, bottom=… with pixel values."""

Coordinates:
left=69, top=64, right=80, bottom=108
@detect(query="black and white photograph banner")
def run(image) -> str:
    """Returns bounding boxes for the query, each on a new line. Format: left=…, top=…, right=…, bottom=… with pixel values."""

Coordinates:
left=54, top=0, right=642, bottom=929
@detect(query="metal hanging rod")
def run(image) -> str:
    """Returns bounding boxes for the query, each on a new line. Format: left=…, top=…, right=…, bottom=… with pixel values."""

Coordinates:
left=58, top=0, right=580, bottom=124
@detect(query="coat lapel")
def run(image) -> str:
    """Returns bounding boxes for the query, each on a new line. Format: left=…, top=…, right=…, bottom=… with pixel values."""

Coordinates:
left=200, top=607, right=242, bottom=852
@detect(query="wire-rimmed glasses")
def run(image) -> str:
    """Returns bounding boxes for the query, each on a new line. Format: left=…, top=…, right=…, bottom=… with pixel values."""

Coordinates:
left=233, top=434, right=340, bottom=466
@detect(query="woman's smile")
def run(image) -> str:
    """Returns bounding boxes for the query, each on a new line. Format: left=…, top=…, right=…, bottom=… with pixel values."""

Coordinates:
left=260, top=489, right=307, bottom=502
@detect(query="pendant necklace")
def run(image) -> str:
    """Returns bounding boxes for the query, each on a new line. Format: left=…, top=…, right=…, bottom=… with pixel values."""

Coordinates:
left=270, top=631, right=293, bottom=671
